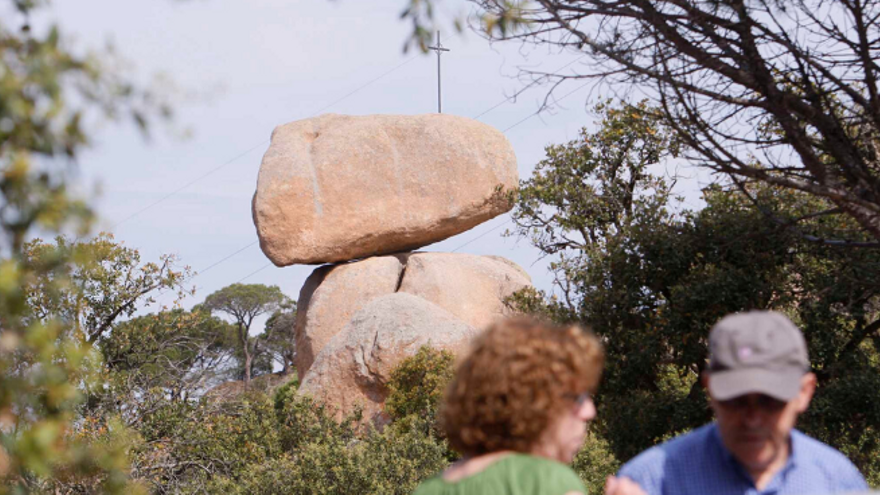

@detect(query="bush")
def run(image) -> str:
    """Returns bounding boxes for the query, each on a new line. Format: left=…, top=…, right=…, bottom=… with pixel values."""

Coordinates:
left=801, top=368, right=880, bottom=485
left=268, top=420, right=448, bottom=495
left=274, top=382, right=358, bottom=453
left=572, top=431, right=621, bottom=495
left=130, top=376, right=453, bottom=494
left=385, top=346, right=455, bottom=423
left=124, top=345, right=631, bottom=493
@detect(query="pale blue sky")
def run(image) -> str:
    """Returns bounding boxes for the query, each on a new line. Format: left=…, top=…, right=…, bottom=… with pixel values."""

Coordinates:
left=22, top=0, right=709, bottom=315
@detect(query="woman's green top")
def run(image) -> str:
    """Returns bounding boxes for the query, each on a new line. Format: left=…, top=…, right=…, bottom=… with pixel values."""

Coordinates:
left=412, top=453, right=588, bottom=495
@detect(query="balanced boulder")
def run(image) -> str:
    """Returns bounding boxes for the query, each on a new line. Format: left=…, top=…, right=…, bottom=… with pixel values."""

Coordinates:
left=253, top=114, right=518, bottom=265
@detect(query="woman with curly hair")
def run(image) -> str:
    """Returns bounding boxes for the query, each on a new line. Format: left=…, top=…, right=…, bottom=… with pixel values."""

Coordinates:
left=413, top=317, right=643, bottom=495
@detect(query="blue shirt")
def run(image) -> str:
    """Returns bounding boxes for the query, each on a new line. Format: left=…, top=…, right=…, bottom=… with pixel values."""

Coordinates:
left=618, top=423, right=868, bottom=495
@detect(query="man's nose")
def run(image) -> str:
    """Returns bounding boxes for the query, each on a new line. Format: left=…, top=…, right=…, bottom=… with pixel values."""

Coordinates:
left=741, top=403, right=765, bottom=427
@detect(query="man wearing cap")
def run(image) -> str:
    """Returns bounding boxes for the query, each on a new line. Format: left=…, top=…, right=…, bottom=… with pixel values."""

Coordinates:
left=607, top=310, right=869, bottom=495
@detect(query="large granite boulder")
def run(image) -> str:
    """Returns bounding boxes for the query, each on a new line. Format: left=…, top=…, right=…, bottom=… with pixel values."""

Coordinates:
left=397, top=252, right=532, bottom=330
left=252, top=114, right=518, bottom=266
left=298, top=293, right=477, bottom=424
left=294, top=255, right=404, bottom=378
left=294, top=252, right=531, bottom=378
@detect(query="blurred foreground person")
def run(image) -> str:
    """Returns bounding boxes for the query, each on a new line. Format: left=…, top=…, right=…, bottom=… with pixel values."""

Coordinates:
left=414, top=317, right=643, bottom=495
left=613, top=311, right=868, bottom=495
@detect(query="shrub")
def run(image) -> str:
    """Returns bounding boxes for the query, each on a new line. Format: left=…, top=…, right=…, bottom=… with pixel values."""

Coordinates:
left=385, top=346, right=455, bottom=423
left=208, top=415, right=449, bottom=495
left=572, top=431, right=621, bottom=495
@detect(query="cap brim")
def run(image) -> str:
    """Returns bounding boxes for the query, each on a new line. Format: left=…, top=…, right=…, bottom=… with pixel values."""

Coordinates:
left=708, top=368, right=803, bottom=402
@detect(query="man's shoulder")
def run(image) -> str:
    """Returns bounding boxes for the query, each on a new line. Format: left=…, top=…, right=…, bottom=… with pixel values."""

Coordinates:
left=618, top=423, right=717, bottom=480
left=792, top=430, right=867, bottom=484
left=791, top=430, right=868, bottom=493
left=793, top=429, right=854, bottom=463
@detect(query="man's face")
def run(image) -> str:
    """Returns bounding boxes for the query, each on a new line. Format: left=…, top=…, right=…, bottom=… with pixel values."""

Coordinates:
left=707, top=373, right=815, bottom=473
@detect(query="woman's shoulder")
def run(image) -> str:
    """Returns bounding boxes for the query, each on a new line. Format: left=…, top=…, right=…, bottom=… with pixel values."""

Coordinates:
left=501, top=454, right=588, bottom=494
left=511, top=454, right=586, bottom=483
left=412, top=454, right=587, bottom=495
left=412, top=475, right=447, bottom=495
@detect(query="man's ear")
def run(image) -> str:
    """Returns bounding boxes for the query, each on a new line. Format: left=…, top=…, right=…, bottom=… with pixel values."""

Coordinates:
left=796, top=372, right=817, bottom=412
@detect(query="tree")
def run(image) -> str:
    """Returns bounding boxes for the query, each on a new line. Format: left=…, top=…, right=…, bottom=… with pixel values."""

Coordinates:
left=22, top=233, right=190, bottom=345
left=508, top=101, right=880, bottom=480
left=405, top=0, right=880, bottom=244
left=97, top=309, right=238, bottom=412
left=1, top=0, right=169, bottom=491
left=203, top=284, right=292, bottom=384
left=260, top=307, right=297, bottom=375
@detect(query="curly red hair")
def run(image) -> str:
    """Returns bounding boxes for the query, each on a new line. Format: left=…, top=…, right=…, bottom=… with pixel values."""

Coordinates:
left=441, top=317, right=604, bottom=456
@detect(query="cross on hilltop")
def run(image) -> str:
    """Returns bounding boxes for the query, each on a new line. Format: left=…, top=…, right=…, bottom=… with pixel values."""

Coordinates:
left=428, top=31, right=450, bottom=113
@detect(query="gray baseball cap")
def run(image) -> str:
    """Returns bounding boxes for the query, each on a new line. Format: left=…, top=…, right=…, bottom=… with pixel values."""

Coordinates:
left=707, top=311, right=810, bottom=401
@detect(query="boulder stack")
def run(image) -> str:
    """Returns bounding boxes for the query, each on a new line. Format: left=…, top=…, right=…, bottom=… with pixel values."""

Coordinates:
left=252, top=113, right=532, bottom=423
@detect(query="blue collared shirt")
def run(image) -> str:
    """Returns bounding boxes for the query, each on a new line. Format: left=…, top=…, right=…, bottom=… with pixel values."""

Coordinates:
left=618, top=423, right=868, bottom=495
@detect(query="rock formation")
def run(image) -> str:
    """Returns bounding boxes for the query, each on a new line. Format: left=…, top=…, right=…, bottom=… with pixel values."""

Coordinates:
left=294, top=255, right=404, bottom=378
left=294, top=252, right=531, bottom=379
left=397, top=252, right=532, bottom=330
left=252, top=113, right=532, bottom=425
left=298, top=293, right=477, bottom=424
left=252, top=113, right=518, bottom=265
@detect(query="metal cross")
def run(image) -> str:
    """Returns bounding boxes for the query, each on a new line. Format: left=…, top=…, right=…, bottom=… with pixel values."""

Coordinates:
left=427, top=31, right=450, bottom=113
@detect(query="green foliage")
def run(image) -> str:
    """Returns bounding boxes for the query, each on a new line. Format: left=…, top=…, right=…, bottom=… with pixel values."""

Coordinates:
left=273, top=383, right=358, bottom=453
left=572, top=432, right=620, bottom=495
left=23, top=233, right=190, bottom=344
left=385, top=346, right=455, bottom=423
left=203, top=284, right=289, bottom=320
left=92, top=308, right=238, bottom=433
left=243, top=420, right=447, bottom=495
left=126, top=380, right=449, bottom=494
left=217, top=418, right=448, bottom=495
left=385, top=346, right=458, bottom=463
left=1, top=0, right=169, bottom=491
left=801, top=364, right=880, bottom=487
left=259, top=307, right=297, bottom=375
left=509, top=100, right=880, bottom=479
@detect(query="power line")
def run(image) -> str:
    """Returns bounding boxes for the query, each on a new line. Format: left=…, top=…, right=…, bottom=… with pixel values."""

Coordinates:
left=110, top=142, right=267, bottom=231
left=144, top=57, right=448, bottom=303
left=116, top=45, right=573, bottom=233
left=161, top=55, right=589, bottom=296
left=310, top=53, right=423, bottom=116
left=110, top=49, right=432, bottom=233
left=450, top=217, right=512, bottom=252
left=197, top=78, right=591, bottom=289
left=502, top=80, right=592, bottom=133
left=471, top=55, right=586, bottom=121
left=234, top=262, right=272, bottom=284
left=196, top=241, right=259, bottom=276
left=116, top=49, right=441, bottom=306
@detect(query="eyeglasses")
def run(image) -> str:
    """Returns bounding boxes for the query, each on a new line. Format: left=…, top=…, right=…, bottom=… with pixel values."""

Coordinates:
left=565, top=391, right=592, bottom=406
left=717, top=394, right=787, bottom=413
